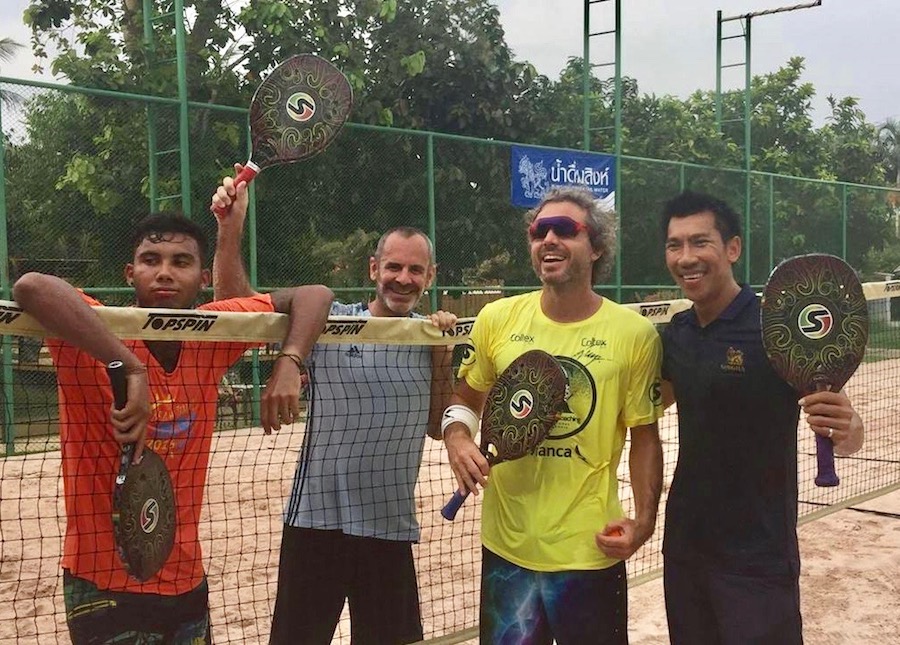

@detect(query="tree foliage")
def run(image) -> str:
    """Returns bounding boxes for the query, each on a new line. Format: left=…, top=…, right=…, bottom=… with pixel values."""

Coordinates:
left=6, top=1, right=895, bottom=294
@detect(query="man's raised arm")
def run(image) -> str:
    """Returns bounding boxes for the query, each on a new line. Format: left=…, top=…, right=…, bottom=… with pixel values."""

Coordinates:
left=210, top=164, right=254, bottom=299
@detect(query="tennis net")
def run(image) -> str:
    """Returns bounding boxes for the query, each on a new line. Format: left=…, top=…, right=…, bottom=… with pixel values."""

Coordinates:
left=0, top=282, right=898, bottom=644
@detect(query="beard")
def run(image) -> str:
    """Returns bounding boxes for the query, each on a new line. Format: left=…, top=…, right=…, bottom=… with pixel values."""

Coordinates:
left=375, top=283, right=421, bottom=316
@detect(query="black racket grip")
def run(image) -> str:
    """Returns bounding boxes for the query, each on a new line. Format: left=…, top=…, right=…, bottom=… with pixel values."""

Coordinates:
left=107, top=360, right=128, bottom=409
left=107, top=360, right=134, bottom=478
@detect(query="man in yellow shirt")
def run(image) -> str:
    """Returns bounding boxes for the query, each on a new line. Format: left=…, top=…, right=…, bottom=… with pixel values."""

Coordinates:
left=444, top=186, right=664, bottom=644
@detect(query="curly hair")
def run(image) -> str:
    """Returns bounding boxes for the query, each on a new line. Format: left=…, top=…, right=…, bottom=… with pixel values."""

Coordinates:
left=525, top=186, right=618, bottom=283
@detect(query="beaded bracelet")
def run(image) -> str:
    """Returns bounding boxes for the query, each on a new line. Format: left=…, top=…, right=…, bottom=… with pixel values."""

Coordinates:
left=276, top=352, right=305, bottom=372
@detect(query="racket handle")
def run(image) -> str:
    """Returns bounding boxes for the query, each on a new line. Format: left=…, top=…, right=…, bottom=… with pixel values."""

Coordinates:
left=107, top=360, right=128, bottom=409
left=441, top=489, right=470, bottom=521
left=107, top=360, right=134, bottom=478
left=814, top=433, right=839, bottom=487
left=234, top=160, right=260, bottom=186
left=212, top=161, right=260, bottom=217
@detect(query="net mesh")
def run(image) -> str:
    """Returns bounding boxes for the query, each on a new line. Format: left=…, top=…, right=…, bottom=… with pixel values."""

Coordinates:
left=1, top=287, right=899, bottom=644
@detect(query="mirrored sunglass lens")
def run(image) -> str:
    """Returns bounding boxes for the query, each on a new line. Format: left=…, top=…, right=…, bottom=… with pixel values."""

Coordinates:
left=532, top=218, right=579, bottom=239
left=554, top=219, right=579, bottom=237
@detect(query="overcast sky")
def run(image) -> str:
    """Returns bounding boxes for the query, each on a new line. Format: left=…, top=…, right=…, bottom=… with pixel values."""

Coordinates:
left=1, top=0, right=897, bottom=125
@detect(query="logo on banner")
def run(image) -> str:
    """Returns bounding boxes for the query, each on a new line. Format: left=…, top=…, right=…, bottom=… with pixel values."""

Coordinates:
left=511, top=145, right=616, bottom=208
left=518, top=156, right=550, bottom=200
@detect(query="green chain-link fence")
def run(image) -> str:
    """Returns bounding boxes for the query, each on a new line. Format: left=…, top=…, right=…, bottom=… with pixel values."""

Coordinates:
left=2, top=76, right=898, bottom=314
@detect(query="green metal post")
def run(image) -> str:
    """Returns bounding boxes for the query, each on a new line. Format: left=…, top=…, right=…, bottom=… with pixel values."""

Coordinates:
left=174, top=0, right=192, bottom=216
left=245, top=113, right=262, bottom=425
left=841, top=183, right=848, bottom=259
left=768, top=174, right=774, bottom=270
left=146, top=109, right=160, bottom=211
left=715, top=10, right=723, bottom=132
left=427, top=134, right=438, bottom=312
left=613, top=0, right=623, bottom=301
left=246, top=114, right=258, bottom=290
left=0, top=102, right=16, bottom=455
left=614, top=0, right=622, bottom=162
left=142, top=0, right=159, bottom=211
left=743, top=17, right=752, bottom=284
left=679, top=163, right=686, bottom=191
left=582, top=0, right=591, bottom=151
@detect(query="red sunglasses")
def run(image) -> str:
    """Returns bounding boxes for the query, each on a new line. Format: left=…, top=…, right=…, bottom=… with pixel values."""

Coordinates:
left=528, top=216, right=589, bottom=240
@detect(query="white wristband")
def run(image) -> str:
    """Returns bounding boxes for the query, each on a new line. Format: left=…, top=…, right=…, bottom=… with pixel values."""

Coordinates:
left=441, top=404, right=480, bottom=439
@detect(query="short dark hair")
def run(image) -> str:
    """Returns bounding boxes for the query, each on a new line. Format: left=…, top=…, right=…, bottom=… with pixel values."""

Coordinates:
left=131, top=213, right=209, bottom=265
left=660, top=191, right=742, bottom=243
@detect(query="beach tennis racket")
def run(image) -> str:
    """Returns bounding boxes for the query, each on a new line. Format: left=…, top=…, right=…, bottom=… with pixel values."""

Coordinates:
left=213, top=54, right=352, bottom=215
left=441, top=350, right=568, bottom=520
left=108, top=361, right=176, bottom=581
left=760, top=254, right=868, bottom=487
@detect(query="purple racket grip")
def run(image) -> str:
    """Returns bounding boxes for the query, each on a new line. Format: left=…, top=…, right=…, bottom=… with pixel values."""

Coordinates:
left=814, top=433, right=839, bottom=487
left=441, top=489, right=470, bottom=521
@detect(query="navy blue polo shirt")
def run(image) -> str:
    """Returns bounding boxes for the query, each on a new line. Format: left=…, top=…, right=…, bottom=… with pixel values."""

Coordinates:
left=661, top=285, right=801, bottom=575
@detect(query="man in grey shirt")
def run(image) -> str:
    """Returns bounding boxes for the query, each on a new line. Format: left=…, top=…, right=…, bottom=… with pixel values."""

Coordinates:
left=211, top=173, right=456, bottom=644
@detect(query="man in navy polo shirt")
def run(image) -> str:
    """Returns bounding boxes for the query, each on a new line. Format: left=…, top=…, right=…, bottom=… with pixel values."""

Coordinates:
left=658, top=190, right=864, bottom=644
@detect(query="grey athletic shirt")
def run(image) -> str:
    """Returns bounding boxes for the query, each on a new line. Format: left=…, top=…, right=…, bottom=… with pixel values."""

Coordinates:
left=283, top=302, right=432, bottom=542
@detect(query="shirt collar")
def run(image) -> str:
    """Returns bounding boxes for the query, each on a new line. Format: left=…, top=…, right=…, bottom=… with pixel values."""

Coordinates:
left=685, top=284, right=755, bottom=327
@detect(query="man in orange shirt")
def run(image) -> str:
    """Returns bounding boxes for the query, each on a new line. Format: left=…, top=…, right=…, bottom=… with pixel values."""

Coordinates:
left=13, top=213, right=333, bottom=644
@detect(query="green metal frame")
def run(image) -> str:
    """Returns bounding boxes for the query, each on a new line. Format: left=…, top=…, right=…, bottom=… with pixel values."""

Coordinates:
left=581, top=0, right=623, bottom=300
left=142, top=0, right=193, bottom=216
left=0, top=97, right=14, bottom=455
left=715, top=2, right=823, bottom=282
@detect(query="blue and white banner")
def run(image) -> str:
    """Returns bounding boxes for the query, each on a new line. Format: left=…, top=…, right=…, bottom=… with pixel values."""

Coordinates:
left=510, top=145, right=616, bottom=210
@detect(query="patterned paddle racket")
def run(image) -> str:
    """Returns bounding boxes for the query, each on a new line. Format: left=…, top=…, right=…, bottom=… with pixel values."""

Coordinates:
left=108, top=361, right=177, bottom=581
left=760, top=254, right=869, bottom=487
left=214, top=54, right=352, bottom=214
left=441, top=350, right=568, bottom=520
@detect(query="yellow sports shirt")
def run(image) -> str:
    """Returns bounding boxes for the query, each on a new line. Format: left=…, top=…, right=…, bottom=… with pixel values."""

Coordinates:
left=459, top=291, right=662, bottom=571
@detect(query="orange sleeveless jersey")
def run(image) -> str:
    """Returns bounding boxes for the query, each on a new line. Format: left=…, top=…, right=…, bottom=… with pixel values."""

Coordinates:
left=48, top=293, right=274, bottom=595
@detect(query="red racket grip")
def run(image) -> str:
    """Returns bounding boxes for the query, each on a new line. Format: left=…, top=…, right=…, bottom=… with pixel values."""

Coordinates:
left=212, top=161, right=260, bottom=217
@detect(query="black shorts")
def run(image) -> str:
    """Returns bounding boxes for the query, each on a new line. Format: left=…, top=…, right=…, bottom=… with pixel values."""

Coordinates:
left=269, top=525, right=423, bottom=645
left=63, top=570, right=210, bottom=645
left=664, top=558, right=803, bottom=645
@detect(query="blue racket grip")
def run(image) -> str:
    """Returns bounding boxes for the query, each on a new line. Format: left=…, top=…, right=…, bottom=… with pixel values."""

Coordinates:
left=441, top=489, right=470, bottom=521
left=814, top=433, right=839, bottom=487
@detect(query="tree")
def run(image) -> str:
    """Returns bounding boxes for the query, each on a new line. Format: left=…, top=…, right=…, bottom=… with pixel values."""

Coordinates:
left=0, top=37, right=25, bottom=107
left=877, top=118, right=900, bottom=187
left=8, top=2, right=895, bottom=294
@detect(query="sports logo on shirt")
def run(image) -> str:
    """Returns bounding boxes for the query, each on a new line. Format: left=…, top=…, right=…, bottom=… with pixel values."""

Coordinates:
left=648, top=380, right=662, bottom=405
left=797, top=304, right=834, bottom=340
left=547, top=356, right=596, bottom=440
left=458, top=342, right=476, bottom=366
left=509, top=390, right=534, bottom=419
